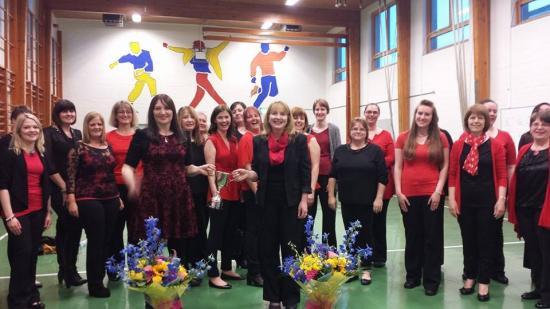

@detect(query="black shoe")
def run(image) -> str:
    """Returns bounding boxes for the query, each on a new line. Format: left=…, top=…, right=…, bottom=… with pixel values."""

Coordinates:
left=268, top=302, right=281, bottom=309
left=522, top=291, right=541, bottom=300
left=425, top=288, right=438, bottom=296
left=189, top=278, right=202, bottom=287
left=285, top=304, right=297, bottom=309
left=29, top=301, right=45, bottom=309
left=89, top=284, right=110, bottom=298
left=404, top=280, right=421, bottom=289
left=373, top=261, right=386, bottom=268
left=246, top=274, right=263, bottom=287
left=35, top=280, right=43, bottom=289
left=57, top=271, right=64, bottom=285
left=536, top=301, right=550, bottom=308
left=459, top=287, right=475, bottom=295
left=346, top=275, right=358, bottom=284
left=491, top=274, right=509, bottom=285
left=220, top=272, right=244, bottom=281
left=65, top=274, right=87, bottom=288
left=361, top=278, right=372, bottom=285
left=462, top=273, right=467, bottom=281
left=477, top=293, right=490, bottom=302
left=208, top=280, right=232, bottom=289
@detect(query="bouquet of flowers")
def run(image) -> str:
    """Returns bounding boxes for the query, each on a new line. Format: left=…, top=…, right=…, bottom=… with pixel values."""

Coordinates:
left=282, top=216, right=371, bottom=309
left=106, top=217, right=211, bottom=309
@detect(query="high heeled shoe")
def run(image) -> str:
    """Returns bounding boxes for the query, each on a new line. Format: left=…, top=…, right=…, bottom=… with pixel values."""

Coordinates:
left=459, top=280, right=476, bottom=295
left=29, top=301, right=46, bottom=309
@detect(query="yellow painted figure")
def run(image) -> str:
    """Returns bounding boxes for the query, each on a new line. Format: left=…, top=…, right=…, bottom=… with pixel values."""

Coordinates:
left=109, top=42, right=157, bottom=103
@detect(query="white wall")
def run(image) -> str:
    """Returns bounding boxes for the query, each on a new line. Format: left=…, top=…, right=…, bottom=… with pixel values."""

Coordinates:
left=58, top=19, right=342, bottom=130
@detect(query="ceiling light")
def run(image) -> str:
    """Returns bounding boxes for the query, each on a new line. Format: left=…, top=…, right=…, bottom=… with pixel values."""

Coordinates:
left=131, top=13, right=142, bottom=23
left=285, top=0, right=300, bottom=5
left=261, top=21, right=273, bottom=30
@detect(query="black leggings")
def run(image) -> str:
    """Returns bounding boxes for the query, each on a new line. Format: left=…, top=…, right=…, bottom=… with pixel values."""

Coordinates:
left=309, top=175, right=337, bottom=247
left=108, top=184, right=135, bottom=262
left=207, top=200, right=240, bottom=277
left=341, top=203, right=374, bottom=266
left=372, top=199, right=390, bottom=263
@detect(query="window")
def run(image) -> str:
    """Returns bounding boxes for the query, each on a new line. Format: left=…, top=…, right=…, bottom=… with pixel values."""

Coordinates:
left=26, top=0, right=38, bottom=84
left=0, top=0, right=6, bottom=68
left=51, top=38, right=57, bottom=95
left=427, top=0, right=470, bottom=52
left=335, top=37, right=346, bottom=83
left=373, top=3, right=397, bottom=70
left=517, top=0, right=550, bottom=23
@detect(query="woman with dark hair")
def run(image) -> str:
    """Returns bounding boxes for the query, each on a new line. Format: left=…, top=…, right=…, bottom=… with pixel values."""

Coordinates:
left=204, top=104, right=242, bottom=289
left=122, top=94, right=212, bottom=255
left=508, top=110, right=550, bottom=309
left=237, top=106, right=264, bottom=287
left=66, top=112, right=123, bottom=298
left=230, top=101, right=247, bottom=139
left=364, top=103, right=395, bottom=267
left=394, top=100, right=449, bottom=296
left=43, top=99, right=86, bottom=287
left=105, top=100, right=140, bottom=280
left=1, top=113, right=52, bottom=309
left=448, top=104, right=507, bottom=302
left=518, top=103, right=550, bottom=150
left=328, top=118, right=387, bottom=286
left=233, top=101, right=310, bottom=309
left=307, top=98, right=341, bottom=247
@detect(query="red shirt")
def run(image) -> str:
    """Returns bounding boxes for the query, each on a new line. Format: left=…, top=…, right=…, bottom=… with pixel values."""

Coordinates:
left=311, top=128, right=331, bottom=175
left=15, top=152, right=44, bottom=217
left=237, top=131, right=255, bottom=191
left=395, top=131, right=449, bottom=197
left=370, top=130, right=395, bottom=199
left=106, top=130, right=143, bottom=184
left=209, top=132, right=240, bottom=201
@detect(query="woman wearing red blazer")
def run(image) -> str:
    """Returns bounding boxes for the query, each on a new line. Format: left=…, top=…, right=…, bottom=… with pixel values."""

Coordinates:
left=448, top=104, right=507, bottom=302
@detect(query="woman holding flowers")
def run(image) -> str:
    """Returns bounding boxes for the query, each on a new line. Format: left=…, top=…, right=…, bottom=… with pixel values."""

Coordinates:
left=327, top=118, right=387, bottom=285
left=233, top=101, right=310, bottom=309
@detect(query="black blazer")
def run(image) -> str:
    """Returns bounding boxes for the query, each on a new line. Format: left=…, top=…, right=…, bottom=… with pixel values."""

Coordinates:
left=252, top=133, right=311, bottom=208
left=0, top=149, right=53, bottom=215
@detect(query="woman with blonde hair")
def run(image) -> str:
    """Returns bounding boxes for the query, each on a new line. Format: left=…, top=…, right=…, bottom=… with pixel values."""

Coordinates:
left=1, top=113, right=52, bottom=309
left=233, top=101, right=310, bottom=309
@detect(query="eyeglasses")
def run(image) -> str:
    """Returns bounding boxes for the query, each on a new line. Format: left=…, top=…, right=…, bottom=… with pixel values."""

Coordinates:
left=117, top=110, right=132, bottom=115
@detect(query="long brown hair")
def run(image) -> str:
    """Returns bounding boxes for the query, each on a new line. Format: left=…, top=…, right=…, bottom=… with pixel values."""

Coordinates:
left=403, top=100, right=443, bottom=166
left=178, top=106, right=204, bottom=145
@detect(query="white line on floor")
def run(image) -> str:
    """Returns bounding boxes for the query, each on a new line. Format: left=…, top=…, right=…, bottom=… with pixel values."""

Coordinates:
left=0, top=233, right=7, bottom=241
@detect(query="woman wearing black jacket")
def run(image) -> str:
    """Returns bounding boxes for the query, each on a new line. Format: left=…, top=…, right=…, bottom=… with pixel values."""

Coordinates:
left=1, top=113, right=53, bottom=309
left=233, top=101, right=310, bottom=309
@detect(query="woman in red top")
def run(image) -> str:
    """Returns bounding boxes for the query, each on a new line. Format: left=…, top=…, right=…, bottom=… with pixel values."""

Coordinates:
left=480, top=99, right=516, bottom=285
left=1, top=113, right=52, bottom=309
left=105, top=100, right=140, bottom=279
left=204, top=104, right=241, bottom=289
left=237, top=106, right=264, bottom=287
left=508, top=110, right=550, bottom=308
left=448, top=104, right=507, bottom=302
left=394, top=100, right=449, bottom=296
left=364, top=103, right=395, bottom=267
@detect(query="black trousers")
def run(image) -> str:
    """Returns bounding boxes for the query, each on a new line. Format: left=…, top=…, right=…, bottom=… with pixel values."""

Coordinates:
left=6, top=210, right=45, bottom=309
left=401, top=196, right=444, bottom=290
left=108, top=184, right=135, bottom=262
left=372, top=199, right=390, bottom=263
left=457, top=206, right=498, bottom=284
left=77, top=198, right=120, bottom=286
left=51, top=186, right=83, bottom=279
left=310, top=175, right=337, bottom=247
left=260, top=182, right=303, bottom=306
left=341, top=203, right=374, bottom=266
left=207, top=200, right=240, bottom=277
left=493, top=217, right=506, bottom=276
left=244, top=189, right=261, bottom=276
left=518, top=207, right=550, bottom=303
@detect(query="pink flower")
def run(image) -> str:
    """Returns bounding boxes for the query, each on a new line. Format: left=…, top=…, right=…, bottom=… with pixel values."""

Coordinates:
left=327, top=251, right=338, bottom=258
left=306, top=270, right=318, bottom=281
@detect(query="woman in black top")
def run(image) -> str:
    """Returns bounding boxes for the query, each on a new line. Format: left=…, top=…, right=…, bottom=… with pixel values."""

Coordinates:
left=327, top=118, right=387, bottom=286
left=43, top=99, right=86, bottom=287
left=518, top=103, right=550, bottom=150
left=1, top=113, right=52, bottom=309
left=66, top=112, right=123, bottom=298
left=448, top=104, right=507, bottom=302
left=508, top=110, right=550, bottom=308
left=233, top=101, right=310, bottom=309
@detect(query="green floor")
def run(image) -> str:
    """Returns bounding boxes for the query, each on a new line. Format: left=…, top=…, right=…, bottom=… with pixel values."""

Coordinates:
left=0, top=199, right=536, bottom=308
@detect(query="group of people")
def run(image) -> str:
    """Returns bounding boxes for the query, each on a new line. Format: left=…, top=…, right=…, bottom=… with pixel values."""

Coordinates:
left=0, top=96, right=549, bottom=309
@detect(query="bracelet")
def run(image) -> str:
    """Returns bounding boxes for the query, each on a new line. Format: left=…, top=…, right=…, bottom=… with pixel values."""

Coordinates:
left=434, top=191, right=442, bottom=195
left=5, top=215, right=15, bottom=222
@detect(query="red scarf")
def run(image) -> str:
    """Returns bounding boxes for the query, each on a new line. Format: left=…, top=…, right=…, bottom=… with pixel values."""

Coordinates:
left=462, top=133, right=486, bottom=176
left=268, top=133, right=288, bottom=165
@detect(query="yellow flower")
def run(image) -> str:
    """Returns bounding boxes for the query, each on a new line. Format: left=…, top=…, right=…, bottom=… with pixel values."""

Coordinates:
left=337, top=257, right=348, bottom=272
left=177, top=266, right=188, bottom=280
left=153, top=261, right=168, bottom=275
left=326, top=257, right=338, bottom=269
left=137, top=259, right=147, bottom=268
left=300, top=254, right=323, bottom=272
left=129, top=270, right=144, bottom=281
left=152, top=275, right=162, bottom=284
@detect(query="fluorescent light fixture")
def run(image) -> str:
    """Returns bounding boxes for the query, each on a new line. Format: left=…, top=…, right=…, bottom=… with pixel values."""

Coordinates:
left=131, top=13, right=142, bottom=23
left=261, top=21, right=273, bottom=30
left=286, top=0, right=300, bottom=5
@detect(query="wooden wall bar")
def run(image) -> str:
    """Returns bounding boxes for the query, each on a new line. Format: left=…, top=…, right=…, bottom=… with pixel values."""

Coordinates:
left=472, top=0, right=490, bottom=102
left=346, top=22, right=361, bottom=128
left=396, top=0, right=411, bottom=132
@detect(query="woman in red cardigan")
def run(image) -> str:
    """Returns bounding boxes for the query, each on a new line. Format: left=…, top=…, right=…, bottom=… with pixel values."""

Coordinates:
left=508, top=110, right=550, bottom=309
left=448, top=104, right=507, bottom=302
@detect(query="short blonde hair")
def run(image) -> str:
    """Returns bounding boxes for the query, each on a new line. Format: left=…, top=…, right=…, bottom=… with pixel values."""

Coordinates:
left=263, top=101, right=294, bottom=135
left=82, top=112, right=106, bottom=144
left=9, top=113, right=45, bottom=155
left=109, top=100, right=138, bottom=128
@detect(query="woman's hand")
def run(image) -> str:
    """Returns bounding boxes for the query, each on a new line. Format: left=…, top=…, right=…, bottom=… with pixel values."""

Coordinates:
left=448, top=199, right=459, bottom=218
left=44, top=212, right=52, bottom=230
left=67, top=201, right=79, bottom=218
left=328, top=195, right=337, bottom=210
left=397, top=193, right=410, bottom=212
left=307, top=193, right=314, bottom=207
left=231, top=169, right=249, bottom=182
left=373, top=197, right=383, bottom=214
left=200, top=164, right=216, bottom=176
left=297, top=200, right=308, bottom=219
left=494, top=198, right=506, bottom=219
left=6, top=217, right=22, bottom=235
left=428, top=191, right=441, bottom=211
left=119, top=198, right=125, bottom=210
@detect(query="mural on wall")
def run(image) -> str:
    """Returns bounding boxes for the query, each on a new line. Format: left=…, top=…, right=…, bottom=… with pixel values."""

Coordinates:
left=109, top=42, right=157, bottom=103
left=163, top=40, right=229, bottom=108
left=250, top=43, right=289, bottom=108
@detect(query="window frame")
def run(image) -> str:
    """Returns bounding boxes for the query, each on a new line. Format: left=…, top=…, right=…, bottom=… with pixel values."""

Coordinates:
left=515, top=0, right=550, bottom=25
left=425, top=0, right=471, bottom=53
left=0, top=0, right=6, bottom=68
left=371, top=2, right=398, bottom=71
left=334, top=36, right=347, bottom=83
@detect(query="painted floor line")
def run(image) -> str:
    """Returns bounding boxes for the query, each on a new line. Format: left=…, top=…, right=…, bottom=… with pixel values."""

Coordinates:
left=0, top=233, right=7, bottom=241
